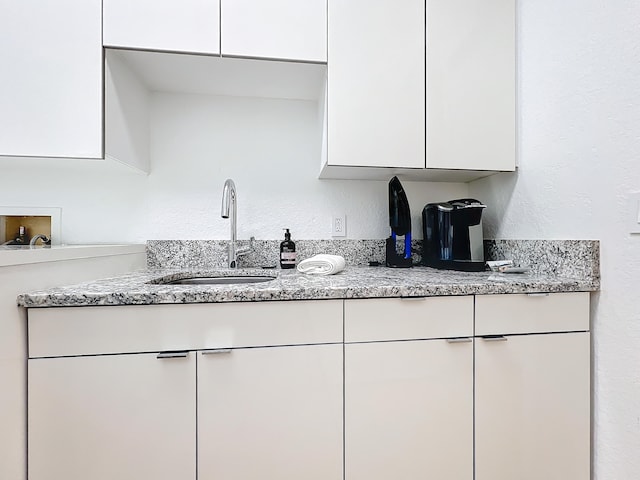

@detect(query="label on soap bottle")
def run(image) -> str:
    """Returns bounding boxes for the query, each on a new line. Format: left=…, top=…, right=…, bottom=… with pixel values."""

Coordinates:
left=281, top=251, right=297, bottom=265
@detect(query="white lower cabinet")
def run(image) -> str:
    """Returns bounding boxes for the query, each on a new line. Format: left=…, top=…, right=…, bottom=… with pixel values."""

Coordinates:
left=28, top=345, right=343, bottom=480
left=343, top=293, right=590, bottom=480
left=344, top=296, right=474, bottom=480
left=27, top=300, right=343, bottom=480
left=475, top=332, right=590, bottom=480
left=345, top=339, right=473, bottom=480
left=28, top=352, right=196, bottom=480
left=198, top=345, right=343, bottom=479
left=475, top=292, right=591, bottom=480
left=27, top=294, right=590, bottom=480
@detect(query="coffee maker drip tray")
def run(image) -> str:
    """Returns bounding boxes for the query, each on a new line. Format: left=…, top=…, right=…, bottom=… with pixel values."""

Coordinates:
left=423, top=259, right=487, bottom=272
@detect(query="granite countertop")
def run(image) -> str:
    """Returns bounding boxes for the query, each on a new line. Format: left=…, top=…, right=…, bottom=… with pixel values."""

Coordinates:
left=17, top=265, right=599, bottom=308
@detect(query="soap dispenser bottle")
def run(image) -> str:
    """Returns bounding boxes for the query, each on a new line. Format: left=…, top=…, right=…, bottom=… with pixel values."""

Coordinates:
left=280, top=229, right=297, bottom=269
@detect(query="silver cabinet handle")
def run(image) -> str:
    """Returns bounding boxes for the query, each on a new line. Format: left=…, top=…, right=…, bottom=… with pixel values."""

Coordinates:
left=157, top=351, right=189, bottom=359
left=526, top=292, right=549, bottom=297
left=201, top=349, right=233, bottom=355
left=400, top=296, right=427, bottom=301
left=481, top=336, right=508, bottom=342
left=446, top=337, right=473, bottom=343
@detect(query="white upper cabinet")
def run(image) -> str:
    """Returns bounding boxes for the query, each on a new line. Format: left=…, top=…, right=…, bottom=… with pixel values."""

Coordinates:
left=103, top=0, right=325, bottom=62
left=0, top=0, right=102, bottom=158
left=426, top=0, right=515, bottom=171
left=322, top=0, right=515, bottom=180
left=221, top=0, right=327, bottom=62
left=103, top=0, right=220, bottom=54
left=327, top=0, right=425, bottom=169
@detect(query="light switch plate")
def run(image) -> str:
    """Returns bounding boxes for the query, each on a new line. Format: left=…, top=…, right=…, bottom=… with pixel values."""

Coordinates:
left=630, top=193, right=640, bottom=234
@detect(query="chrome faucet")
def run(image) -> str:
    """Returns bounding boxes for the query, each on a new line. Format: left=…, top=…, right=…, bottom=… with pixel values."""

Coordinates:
left=221, top=179, right=251, bottom=268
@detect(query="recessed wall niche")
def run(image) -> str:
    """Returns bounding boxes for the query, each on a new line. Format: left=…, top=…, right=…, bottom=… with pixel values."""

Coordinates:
left=0, top=207, right=61, bottom=246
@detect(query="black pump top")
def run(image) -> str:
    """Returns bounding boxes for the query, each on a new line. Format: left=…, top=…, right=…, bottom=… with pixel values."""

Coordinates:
left=284, top=228, right=291, bottom=241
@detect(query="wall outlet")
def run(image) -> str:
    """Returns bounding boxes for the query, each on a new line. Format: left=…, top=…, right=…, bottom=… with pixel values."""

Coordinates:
left=331, top=215, right=346, bottom=237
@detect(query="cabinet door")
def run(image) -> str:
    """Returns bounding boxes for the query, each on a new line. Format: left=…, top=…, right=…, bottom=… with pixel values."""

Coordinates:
left=327, top=0, right=425, bottom=168
left=28, top=353, right=196, bottom=480
left=221, top=0, right=327, bottom=62
left=198, top=345, right=343, bottom=480
left=475, top=332, right=590, bottom=480
left=426, top=0, right=515, bottom=171
left=103, top=0, right=220, bottom=54
left=0, top=0, right=102, bottom=158
left=345, top=339, right=473, bottom=480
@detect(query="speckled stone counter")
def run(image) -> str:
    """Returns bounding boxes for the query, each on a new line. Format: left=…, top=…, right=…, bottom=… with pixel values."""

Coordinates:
left=17, top=265, right=599, bottom=308
left=17, top=239, right=599, bottom=308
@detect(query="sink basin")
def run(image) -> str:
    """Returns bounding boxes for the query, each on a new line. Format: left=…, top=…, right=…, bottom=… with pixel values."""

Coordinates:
left=167, top=276, right=275, bottom=285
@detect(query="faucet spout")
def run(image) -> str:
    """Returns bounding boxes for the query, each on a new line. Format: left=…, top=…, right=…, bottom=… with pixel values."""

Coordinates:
left=221, top=179, right=239, bottom=268
left=221, top=179, right=235, bottom=220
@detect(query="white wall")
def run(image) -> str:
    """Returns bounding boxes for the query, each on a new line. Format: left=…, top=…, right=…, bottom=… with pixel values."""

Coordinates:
left=0, top=93, right=467, bottom=244
left=469, top=1, right=640, bottom=478
left=143, top=92, right=467, bottom=241
left=0, top=157, right=147, bottom=244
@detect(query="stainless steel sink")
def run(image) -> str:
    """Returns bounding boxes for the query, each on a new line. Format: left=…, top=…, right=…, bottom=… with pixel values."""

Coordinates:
left=167, top=276, right=275, bottom=285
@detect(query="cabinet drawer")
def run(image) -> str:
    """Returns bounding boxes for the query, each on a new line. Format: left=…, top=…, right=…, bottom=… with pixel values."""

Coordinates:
left=28, top=300, right=343, bottom=358
left=475, top=292, right=590, bottom=336
left=344, top=296, right=473, bottom=342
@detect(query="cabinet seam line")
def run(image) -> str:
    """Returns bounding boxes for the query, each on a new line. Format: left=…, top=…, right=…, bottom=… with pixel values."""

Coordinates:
left=473, top=295, right=476, bottom=480
left=342, top=299, right=346, bottom=480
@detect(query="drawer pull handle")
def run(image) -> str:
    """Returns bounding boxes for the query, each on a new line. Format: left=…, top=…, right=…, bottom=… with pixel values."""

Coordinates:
left=202, top=349, right=233, bottom=355
left=527, top=292, right=549, bottom=297
left=157, top=351, right=189, bottom=359
left=481, top=336, right=508, bottom=342
left=400, top=296, right=427, bottom=301
left=446, top=337, right=473, bottom=344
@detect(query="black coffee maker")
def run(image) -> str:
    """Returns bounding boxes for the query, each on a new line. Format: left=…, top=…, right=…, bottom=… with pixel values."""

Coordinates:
left=422, top=199, right=486, bottom=271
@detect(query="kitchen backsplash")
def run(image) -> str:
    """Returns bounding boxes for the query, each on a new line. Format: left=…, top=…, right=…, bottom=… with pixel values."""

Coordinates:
left=486, top=239, right=600, bottom=281
left=147, top=239, right=415, bottom=269
left=147, top=239, right=599, bottom=284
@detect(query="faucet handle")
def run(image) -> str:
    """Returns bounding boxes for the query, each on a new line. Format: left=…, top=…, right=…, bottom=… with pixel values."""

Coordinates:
left=237, top=236, right=255, bottom=257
